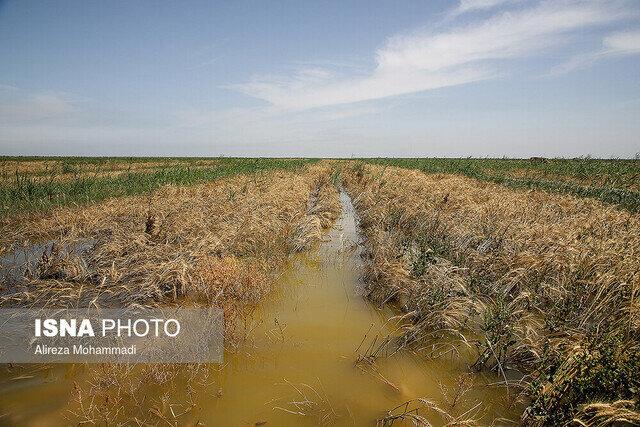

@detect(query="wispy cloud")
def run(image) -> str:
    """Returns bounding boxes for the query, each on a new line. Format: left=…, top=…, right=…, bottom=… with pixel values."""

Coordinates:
left=550, top=29, right=640, bottom=75
left=0, top=91, right=76, bottom=123
left=230, top=0, right=632, bottom=111
left=0, top=83, right=19, bottom=92
left=230, top=66, right=490, bottom=111
left=451, top=0, right=521, bottom=16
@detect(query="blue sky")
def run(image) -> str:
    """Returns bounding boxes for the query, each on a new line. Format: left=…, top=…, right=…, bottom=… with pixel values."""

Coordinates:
left=0, top=0, right=639, bottom=157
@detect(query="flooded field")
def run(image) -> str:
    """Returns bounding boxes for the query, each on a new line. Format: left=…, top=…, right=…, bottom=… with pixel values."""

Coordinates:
left=195, top=191, right=522, bottom=425
left=0, top=191, right=522, bottom=425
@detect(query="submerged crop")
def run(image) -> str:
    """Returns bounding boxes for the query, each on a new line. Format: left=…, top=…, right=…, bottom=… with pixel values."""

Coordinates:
left=344, top=161, right=640, bottom=425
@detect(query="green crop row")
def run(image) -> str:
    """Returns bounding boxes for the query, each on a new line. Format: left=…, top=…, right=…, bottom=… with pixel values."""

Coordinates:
left=0, top=158, right=315, bottom=218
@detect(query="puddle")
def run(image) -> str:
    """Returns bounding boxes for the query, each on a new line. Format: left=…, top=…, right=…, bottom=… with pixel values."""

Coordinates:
left=0, top=239, right=96, bottom=287
left=0, top=192, right=523, bottom=425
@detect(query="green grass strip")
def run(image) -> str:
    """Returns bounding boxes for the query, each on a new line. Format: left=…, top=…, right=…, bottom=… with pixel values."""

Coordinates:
left=0, top=158, right=315, bottom=218
left=364, top=158, right=640, bottom=213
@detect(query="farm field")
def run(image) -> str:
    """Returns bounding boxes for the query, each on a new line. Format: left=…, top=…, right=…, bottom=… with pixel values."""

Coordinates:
left=367, top=158, right=640, bottom=212
left=0, top=157, right=638, bottom=425
left=0, top=157, right=314, bottom=219
left=3, top=0, right=640, bottom=425
left=343, top=161, right=640, bottom=425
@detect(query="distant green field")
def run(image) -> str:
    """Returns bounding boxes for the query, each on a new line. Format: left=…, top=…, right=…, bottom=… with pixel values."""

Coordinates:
left=0, top=157, right=314, bottom=218
left=2, top=156, right=639, bottom=218
left=364, top=158, right=640, bottom=212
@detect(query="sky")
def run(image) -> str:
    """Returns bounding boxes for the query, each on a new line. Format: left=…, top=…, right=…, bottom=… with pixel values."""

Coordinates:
left=0, top=0, right=639, bottom=158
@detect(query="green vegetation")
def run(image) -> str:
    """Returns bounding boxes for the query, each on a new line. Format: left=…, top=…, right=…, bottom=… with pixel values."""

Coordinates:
left=3, top=156, right=639, bottom=216
left=0, top=158, right=314, bottom=218
left=365, top=157, right=640, bottom=212
left=0, top=155, right=218, bottom=163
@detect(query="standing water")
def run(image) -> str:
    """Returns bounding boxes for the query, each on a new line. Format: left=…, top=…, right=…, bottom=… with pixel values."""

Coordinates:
left=0, top=191, right=523, bottom=425
left=190, top=191, right=522, bottom=425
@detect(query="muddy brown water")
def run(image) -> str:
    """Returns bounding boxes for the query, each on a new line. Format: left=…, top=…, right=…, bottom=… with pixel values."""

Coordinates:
left=0, top=239, right=95, bottom=288
left=0, top=192, right=524, bottom=425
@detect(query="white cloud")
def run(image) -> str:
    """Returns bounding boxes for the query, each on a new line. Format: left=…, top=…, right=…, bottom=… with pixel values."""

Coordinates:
left=231, top=66, right=491, bottom=111
left=378, top=1, right=628, bottom=70
left=231, top=0, right=630, bottom=111
left=0, top=92, right=76, bottom=122
left=0, top=84, right=18, bottom=92
left=550, top=29, right=640, bottom=75
left=604, top=29, right=640, bottom=52
left=452, top=0, right=520, bottom=16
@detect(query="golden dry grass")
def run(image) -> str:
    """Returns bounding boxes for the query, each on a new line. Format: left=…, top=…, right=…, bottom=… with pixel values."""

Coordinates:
left=0, top=160, right=60, bottom=176
left=0, top=162, right=341, bottom=425
left=343, top=162, right=640, bottom=425
left=1, top=162, right=340, bottom=317
left=0, top=158, right=220, bottom=178
left=572, top=400, right=640, bottom=426
left=485, top=167, right=640, bottom=192
left=0, top=161, right=225, bottom=185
